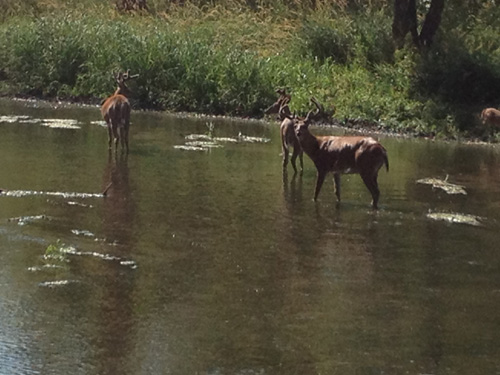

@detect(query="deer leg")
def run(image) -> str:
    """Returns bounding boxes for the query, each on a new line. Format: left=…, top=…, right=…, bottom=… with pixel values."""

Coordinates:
left=313, top=170, right=327, bottom=201
left=111, top=124, right=119, bottom=151
left=282, top=147, right=289, bottom=171
left=360, top=172, right=380, bottom=209
left=298, top=151, right=304, bottom=174
left=124, top=125, right=130, bottom=154
left=290, top=147, right=300, bottom=174
left=333, top=173, right=341, bottom=202
left=107, top=124, right=113, bottom=149
left=119, top=126, right=126, bottom=151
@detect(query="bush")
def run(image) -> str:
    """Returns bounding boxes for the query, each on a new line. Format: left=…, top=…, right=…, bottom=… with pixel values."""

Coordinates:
left=413, top=43, right=500, bottom=105
left=0, top=1, right=500, bottom=139
left=294, top=18, right=354, bottom=64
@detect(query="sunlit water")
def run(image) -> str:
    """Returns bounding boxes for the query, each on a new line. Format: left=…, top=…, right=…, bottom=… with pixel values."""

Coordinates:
left=1, top=98, right=500, bottom=375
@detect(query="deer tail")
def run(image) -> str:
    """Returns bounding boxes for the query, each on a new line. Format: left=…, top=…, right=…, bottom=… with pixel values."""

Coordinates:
left=383, top=150, right=389, bottom=172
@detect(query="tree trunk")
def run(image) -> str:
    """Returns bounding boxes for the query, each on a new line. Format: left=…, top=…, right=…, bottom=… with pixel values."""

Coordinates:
left=393, top=0, right=445, bottom=49
left=392, top=0, right=418, bottom=48
left=419, top=0, right=445, bottom=46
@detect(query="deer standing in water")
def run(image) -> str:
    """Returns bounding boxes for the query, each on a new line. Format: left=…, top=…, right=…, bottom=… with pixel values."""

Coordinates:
left=292, top=99, right=389, bottom=209
left=279, top=102, right=304, bottom=174
left=101, top=70, right=138, bottom=153
left=265, top=88, right=304, bottom=174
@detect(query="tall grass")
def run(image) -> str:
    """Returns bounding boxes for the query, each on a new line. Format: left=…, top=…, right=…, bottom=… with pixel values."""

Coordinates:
left=0, top=1, right=499, bottom=138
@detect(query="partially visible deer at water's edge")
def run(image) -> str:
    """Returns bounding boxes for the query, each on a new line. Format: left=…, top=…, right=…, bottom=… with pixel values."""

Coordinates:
left=292, top=102, right=389, bottom=209
left=480, top=107, right=500, bottom=128
left=264, top=88, right=291, bottom=119
left=101, top=70, right=138, bottom=153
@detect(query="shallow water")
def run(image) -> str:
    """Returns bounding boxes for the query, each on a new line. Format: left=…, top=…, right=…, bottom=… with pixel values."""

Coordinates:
left=1, top=98, right=500, bottom=374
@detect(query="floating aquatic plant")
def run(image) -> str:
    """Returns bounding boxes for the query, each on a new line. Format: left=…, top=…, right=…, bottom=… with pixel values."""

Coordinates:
left=185, top=141, right=222, bottom=148
left=206, top=121, right=215, bottom=138
left=41, top=118, right=81, bottom=129
left=1, top=189, right=104, bottom=198
left=90, top=120, right=107, bottom=127
left=426, top=211, right=483, bottom=227
left=0, top=115, right=32, bottom=123
left=173, top=145, right=209, bottom=151
left=416, top=175, right=467, bottom=195
left=71, top=229, right=95, bottom=237
left=237, top=133, right=271, bottom=143
left=44, top=240, right=73, bottom=263
left=8, top=214, right=48, bottom=226
left=39, top=280, right=79, bottom=288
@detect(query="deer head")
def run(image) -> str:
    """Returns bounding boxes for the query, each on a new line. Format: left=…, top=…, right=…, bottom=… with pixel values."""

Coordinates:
left=309, top=97, right=334, bottom=124
left=114, top=70, right=139, bottom=97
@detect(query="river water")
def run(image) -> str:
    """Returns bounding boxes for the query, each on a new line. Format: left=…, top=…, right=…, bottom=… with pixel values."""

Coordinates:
left=1, top=98, right=500, bottom=374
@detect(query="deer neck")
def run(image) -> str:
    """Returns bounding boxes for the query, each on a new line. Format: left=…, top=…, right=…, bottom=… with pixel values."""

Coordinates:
left=299, top=130, right=321, bottom=159
left=114, top=85, right=129, bottom=97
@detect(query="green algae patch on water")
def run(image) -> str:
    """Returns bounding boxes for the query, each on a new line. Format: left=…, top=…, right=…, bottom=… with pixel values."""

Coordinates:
left=41, top=119, right=81, bottom=129
left=176, top=133, right=271, bottom=151
left=416, top=176, right=467, bottom=195
left=426, top=211, right=484, bottom=227
left=0, top=115, right=32, bottom=123
left=8, top=214, right=51, bottom=226
left=0, top=115, right=81, bottom=129
left=1, top=189, right=104, bottom=199
left=38, top=280, right=80, bottom=288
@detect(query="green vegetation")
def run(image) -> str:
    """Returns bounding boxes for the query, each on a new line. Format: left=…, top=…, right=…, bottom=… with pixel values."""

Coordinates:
left=44, top=240, right=71, bottom=263
left=0, top=1, right=499, bottom=139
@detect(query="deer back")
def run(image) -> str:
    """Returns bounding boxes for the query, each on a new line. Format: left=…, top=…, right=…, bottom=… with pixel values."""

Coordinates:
left=481, top=108, right=500, bottom=126
left=101, top=70, right=138, bottom=123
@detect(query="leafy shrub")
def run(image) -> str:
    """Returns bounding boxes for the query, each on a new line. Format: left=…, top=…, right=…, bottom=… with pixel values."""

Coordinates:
left=294, top=19, right=354, bottom=64
left=351, top=10, right=395, bottom=66
left=412, top=41, right=500, bottom=105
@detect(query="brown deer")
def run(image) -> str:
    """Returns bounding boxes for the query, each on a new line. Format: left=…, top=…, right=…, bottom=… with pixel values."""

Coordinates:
left=279, top=102, right=304, bottom=174
left=292, top=102, right=389, bottom=209
left=101, top=70, right=138, bottom=153
left=265, top=88, right=303, bottom=174
left=264, top=88, right=291, bottom=119
left=480, top=108, right=500, bottom=128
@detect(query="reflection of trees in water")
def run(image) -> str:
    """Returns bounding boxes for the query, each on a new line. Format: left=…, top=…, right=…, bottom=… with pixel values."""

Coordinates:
left=96, top=152, right=137, bottom=375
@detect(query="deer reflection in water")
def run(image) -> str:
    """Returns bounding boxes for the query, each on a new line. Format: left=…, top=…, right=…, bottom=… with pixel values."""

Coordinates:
left=101, top=152, right=136, bottom=244
left=97, top=152, right=138, bottom=374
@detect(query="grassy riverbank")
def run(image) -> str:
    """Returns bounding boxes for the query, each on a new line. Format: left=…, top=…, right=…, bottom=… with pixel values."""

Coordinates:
left=1, top=1, right=499, bottom=139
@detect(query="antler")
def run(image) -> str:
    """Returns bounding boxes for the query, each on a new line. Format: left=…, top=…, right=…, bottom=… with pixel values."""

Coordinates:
left=309, top=96, right=335, bottom=123
left=310, top=97, right=324, bottom=116
left=115, top=70, right=139, bottom=84
left=305, top=110, right=314, bottom=123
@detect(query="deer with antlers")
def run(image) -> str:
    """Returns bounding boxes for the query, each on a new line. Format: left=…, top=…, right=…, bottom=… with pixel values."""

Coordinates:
left=265, top=88, right=304, bottom=174
left=279, top=102, right=304, bottom=174
left=264, top=88, right=291, bottom=119
left=291, top=98, right=389, bottom=209
left=101, top=70, right=139, bottom=153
